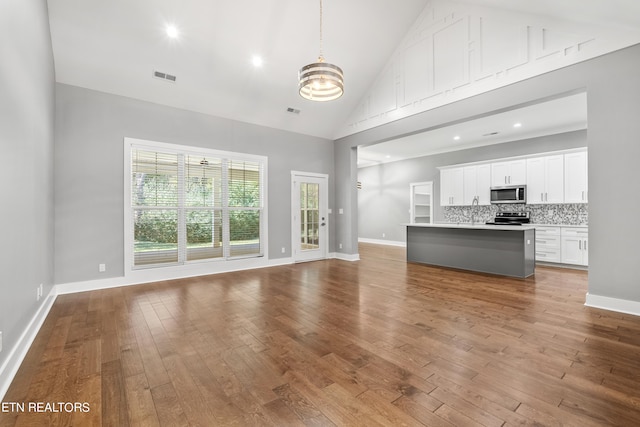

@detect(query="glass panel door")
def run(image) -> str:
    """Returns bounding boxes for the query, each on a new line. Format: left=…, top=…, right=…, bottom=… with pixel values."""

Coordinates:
left=300, top=182, right=320, bottom=250
left=292, top=173, right=328, bottom=262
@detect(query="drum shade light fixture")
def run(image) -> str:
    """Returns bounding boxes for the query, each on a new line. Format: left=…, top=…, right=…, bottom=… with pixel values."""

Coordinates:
left=298, top=0, right=344, bottom=101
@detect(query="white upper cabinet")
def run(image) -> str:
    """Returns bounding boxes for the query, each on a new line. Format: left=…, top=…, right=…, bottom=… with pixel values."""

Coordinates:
left=564, top=151, right=588, bottom=203
left=526, top=155, right=564, bottom=204
left=440, top=167, right=464, bottom=206
left=463, top=164, right=491, bottom=205
left=491, top=159, right=526, bottom=186
left=439, top=148, right=586, bottom=207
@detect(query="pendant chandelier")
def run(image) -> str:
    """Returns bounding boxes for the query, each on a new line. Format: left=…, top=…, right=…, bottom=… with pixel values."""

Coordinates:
left=298, top=0, right=344, bottom=101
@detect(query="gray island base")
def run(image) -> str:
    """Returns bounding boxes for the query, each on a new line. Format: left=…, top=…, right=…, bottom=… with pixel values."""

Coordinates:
left=406, top=224, right=536, bottom=278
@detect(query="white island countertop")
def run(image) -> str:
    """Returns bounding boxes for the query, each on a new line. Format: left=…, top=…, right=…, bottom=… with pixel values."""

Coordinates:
left=405, top=222, right=537, bottom=231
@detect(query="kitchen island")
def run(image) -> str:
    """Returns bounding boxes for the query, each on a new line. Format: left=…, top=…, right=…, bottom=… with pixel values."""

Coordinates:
left=406, top=223, right=536, bottom=278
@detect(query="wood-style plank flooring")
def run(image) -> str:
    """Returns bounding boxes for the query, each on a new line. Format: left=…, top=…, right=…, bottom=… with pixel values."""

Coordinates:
left=2, top=243, right=640, bottom=426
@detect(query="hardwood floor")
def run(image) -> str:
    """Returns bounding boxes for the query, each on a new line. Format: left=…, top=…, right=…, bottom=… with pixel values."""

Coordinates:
left=2, top=243, right=640, bottom=426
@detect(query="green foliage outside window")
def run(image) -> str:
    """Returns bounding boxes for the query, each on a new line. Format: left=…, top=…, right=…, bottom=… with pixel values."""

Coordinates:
left=133, top=171, right=260, bottom=248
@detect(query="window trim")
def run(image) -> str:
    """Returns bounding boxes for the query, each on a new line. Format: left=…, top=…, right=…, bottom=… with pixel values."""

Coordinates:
left=124, top=137, right=268, bottom=274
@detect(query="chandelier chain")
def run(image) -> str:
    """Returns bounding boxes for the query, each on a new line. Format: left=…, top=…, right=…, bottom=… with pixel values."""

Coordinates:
left=319, top=0, right=323, bottom=59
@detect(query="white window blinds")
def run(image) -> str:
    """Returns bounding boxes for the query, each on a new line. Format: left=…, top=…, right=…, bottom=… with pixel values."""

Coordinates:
left=130, top=145, right=265, bottom=268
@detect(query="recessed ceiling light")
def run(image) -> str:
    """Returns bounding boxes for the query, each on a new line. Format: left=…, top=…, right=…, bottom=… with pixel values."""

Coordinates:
left=166, top=24, right=179, bottom=39
left=252, top=56, right=263, bottom=67
left=513, top=123, right=522, bottom=128
left=453, top=136, right=461, bottom=141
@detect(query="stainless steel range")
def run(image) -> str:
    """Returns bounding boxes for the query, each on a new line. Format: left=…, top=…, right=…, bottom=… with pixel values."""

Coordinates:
left=485, top=211, right=530, bottom=226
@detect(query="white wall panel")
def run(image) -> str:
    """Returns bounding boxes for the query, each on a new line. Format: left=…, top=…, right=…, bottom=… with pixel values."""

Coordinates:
left=369, top=64, right=397, bottom=116
left=535, top=28, right=594, bottom=60
left=477, top=17, right=529, bottom=76
left=402, top=38, right=431, bottom=105
left=338, top=0, right=640, bottom=138
left=433, top=17, right=469, bottom=92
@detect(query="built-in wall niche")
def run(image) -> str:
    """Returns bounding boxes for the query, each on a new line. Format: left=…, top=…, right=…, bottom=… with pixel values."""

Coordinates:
left=410, top=182, right=433, bottom=224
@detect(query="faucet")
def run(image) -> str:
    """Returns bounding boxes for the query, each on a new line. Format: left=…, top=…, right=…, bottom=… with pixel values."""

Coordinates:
left=471, top=196, right=479, bottom=225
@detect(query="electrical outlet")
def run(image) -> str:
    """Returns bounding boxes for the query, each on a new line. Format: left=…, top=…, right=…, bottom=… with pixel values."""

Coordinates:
left=382, top=233, right=386, bottom=238
left=36, top=286, right=40, bottom=301
left=339, top=243, right=342, bottom=249
left=0, top=331, right=3, bottom=353
left=39, top=284, right=43, bottom=299
left=281, top=247, right=285, bottom=254
left=99, top=263, right=106, bottom=272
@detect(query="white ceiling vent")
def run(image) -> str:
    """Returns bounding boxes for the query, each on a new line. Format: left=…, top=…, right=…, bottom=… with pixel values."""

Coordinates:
left=286, top=107, right=301, bottom=115
left=153, top=70, right=177, bottom=83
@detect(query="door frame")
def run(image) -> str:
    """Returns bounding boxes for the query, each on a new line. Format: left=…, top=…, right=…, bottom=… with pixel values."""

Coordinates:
left=291, top=171, right=329, bottom=262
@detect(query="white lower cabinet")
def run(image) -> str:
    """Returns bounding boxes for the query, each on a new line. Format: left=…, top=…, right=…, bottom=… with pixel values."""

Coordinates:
left=560, top=227, right=589, bottom=266
left=534, top=226, right=561, bottom=263
left=534, top=226, right=588, bottom=266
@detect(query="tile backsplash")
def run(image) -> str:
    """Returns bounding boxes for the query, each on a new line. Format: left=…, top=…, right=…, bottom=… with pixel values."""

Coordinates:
left=443, top=203, right=588, bottom=225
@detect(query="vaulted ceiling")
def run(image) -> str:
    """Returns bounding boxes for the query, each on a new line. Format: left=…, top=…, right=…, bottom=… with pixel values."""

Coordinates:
left=47, top=0, right=640, bottom=140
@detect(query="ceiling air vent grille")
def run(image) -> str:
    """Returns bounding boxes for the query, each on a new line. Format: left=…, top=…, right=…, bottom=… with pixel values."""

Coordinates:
left=153, top=70, right=177, bottom=83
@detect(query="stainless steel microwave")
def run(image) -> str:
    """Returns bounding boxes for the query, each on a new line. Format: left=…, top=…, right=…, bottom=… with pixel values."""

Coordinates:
left=490, top=185, right=526, bottom=204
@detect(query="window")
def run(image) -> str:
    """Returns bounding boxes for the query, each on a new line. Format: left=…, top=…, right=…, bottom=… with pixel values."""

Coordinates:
left=126, top=139, right=266, bottom=269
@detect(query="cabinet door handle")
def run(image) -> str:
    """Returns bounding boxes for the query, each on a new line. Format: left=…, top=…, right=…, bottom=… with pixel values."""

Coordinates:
left=545, top=193, right=548, bottom=201
left=584, top=240, right=587, bottom=251
left=541, top=193, right=544, bottom=201
left=579, top=240, right=582, bottom=250
left=582, top=191, right=585, bottom=201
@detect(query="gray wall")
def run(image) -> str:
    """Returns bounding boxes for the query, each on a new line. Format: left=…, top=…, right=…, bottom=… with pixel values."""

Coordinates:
left=0, top=0, right=55, bottom=371
left=54, top=84, right=334, bottom=285
left=358, top=130, right=587, bottom=242
left=335, top=43, right=640, bottom=304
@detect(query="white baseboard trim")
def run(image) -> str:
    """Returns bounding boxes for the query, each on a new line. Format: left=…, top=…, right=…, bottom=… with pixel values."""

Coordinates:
left=331, top=252, right=360, bottom=262
left=358, top=237, right=406, bottom=247
left=56, top=257, right=296, bottom=295
left=0, top=288, right=58, bottom=401
left=585, top=293, right=640, bottom=317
